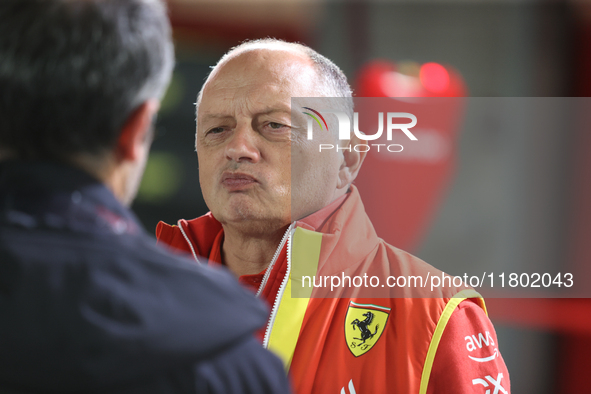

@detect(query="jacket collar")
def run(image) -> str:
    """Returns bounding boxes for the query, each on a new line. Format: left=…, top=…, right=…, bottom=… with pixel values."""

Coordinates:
left=0, top=160, right=140, bottom=235
left=180, top=185, right=380, bottom=273
left=296, top=185, right=380, bottom=275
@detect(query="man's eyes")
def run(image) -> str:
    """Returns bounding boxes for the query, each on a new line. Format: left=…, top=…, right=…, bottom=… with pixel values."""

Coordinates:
left=265, top=122, right=290, bottom=131
left=206, top=127, right=226, bottom=135
left=203, top=122, right=290, bottom=136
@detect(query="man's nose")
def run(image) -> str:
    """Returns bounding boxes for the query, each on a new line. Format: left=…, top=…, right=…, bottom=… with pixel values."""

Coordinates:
left=225, top=125, right=261, bottom=163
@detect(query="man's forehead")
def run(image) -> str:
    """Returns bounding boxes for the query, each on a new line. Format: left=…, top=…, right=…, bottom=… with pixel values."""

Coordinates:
left=207, top=48, right=316, bottom=90
left=199, top=104, right=292, bottom=120
left=196, top=47, right=322, bottom=120
left=220, top=46, right=312, bottom=73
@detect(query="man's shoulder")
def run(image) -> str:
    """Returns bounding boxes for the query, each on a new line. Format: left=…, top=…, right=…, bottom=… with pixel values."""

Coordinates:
left=0, top=217, right=267, bottom=325
left=344, top=238, right=474, bottom=299
left=0, top=219, right=270, bottom=391
left=312, top=188, right=469, bottom=298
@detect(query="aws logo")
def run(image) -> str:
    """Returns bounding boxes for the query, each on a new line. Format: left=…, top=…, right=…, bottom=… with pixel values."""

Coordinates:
left=301, top=107, right=418, bottom=152
left=465, top=331, right=499, bottom=363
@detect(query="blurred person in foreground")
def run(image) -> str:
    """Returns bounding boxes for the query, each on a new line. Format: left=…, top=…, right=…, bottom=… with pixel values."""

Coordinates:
left=0, top=2, right=290, bottom=393
left=156, top=39, right=511, bottom=393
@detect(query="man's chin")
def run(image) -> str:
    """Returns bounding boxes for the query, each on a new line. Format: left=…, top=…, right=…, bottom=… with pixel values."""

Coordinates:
left=213, top=208, right=290, bottom=235
left=217, top=205, right=269, bottom=223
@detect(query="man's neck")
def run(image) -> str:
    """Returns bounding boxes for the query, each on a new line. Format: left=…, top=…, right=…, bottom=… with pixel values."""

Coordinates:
left=221, top=224, right=290, bottom=277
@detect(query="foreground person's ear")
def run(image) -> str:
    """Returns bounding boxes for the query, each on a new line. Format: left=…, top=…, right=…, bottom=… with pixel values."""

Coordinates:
left=116, top=99, right=160, bottom=162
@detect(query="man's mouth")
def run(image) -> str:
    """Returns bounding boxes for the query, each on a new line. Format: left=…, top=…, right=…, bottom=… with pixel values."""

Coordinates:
left=221, top=172, right=259, bottom=190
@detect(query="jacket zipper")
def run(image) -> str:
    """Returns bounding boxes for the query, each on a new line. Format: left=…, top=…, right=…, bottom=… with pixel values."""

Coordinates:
left=178, top=219, right=295, bottom=349
left=178, top=220, right=201, bottom=263
left=256, top=224, right=293, bottom=298
left=262, top=224, right=296, bottom=349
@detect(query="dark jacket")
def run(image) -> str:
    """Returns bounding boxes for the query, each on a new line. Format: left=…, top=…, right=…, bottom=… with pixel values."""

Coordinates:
left=0, top=160, right=290, bottom=394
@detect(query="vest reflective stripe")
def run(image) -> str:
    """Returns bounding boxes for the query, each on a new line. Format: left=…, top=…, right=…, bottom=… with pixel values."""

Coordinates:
left=419, top=289, right=487, bottom=394
left=267, top=228, right=323, bottom=370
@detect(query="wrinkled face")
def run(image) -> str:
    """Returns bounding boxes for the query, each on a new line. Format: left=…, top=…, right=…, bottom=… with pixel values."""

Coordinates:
left=196, top=49, right=344, bottom=234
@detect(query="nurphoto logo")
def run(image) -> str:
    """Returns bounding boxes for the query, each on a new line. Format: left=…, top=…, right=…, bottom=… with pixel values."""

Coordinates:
left=302, top=107, right=418, bottom=153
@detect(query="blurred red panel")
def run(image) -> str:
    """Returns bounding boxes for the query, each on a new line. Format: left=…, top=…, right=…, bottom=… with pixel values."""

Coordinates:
left=167, top=1, right=320, bottom=45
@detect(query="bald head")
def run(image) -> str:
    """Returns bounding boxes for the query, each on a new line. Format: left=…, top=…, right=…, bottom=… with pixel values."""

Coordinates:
left=196, top=39, right=352, bottom=117
left=206, top=47, right=318, bottom=98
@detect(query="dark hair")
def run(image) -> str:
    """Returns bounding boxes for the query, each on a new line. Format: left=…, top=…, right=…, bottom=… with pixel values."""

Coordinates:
left=0, top=0, right=174, bottom=160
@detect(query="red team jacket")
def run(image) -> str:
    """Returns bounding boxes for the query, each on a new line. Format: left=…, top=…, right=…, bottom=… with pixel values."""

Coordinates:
left=156, top=186, right=510, bottom=394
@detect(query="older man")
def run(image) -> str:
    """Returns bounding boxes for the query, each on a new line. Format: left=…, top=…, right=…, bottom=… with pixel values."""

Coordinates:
left=0, top=3, right=290, bottom=393
left=157, top=39, right=510, bottom=393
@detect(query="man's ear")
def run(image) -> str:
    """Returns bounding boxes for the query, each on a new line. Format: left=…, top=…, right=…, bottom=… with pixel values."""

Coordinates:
left=336, top=134, right=367, bottom=190
left=116, top=99, right=159, bottom=162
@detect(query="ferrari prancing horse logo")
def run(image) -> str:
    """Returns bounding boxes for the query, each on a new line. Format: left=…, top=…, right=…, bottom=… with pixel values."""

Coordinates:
left=345, top=301, right=390, bottom=357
